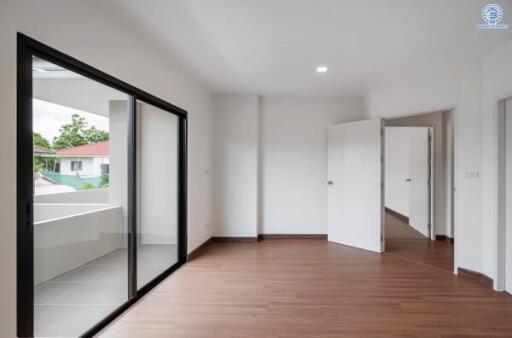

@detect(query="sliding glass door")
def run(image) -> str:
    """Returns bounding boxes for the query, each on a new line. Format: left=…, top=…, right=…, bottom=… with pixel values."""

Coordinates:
left=17, top=34, right=187, bottom=338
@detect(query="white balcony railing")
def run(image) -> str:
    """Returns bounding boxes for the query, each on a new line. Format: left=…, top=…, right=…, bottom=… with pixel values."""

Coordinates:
left=33, top=191, right=124, bottom=285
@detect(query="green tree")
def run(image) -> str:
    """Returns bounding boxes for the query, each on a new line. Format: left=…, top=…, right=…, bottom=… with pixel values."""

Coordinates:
left=80, top=182, right=96, bottom=190
left=34, top=132, right=51, bottom=149
left=53, top=114, right=109, bottom=149
left=100, top=173, right=109, bottom=187
left=53, top=114, right=88, bottom=149
left=84, top=126, right=109, bottom=144
left=33, top=132, right=54, bottom=172
left=34, top=159, right=43, bottom=173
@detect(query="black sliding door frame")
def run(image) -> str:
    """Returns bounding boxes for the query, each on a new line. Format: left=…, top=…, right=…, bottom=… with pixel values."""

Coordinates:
left=17, top=33, right=188, bottom=338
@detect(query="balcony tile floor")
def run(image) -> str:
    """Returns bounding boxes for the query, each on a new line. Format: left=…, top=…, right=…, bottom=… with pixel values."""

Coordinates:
left=34, top=244, right=177, bottom=338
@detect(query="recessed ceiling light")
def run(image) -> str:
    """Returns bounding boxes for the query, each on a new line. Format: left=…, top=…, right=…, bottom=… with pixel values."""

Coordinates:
left=316, top=66, right=328, bottom=73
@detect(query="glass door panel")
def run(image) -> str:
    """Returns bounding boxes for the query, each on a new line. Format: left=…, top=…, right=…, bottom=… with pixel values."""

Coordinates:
left=32, top=56, right=130, bottom=337
left=136, top=100, right=179, bottom=289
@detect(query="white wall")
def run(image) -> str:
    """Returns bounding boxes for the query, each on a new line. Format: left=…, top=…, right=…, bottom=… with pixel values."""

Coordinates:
left=212, top=95, right=365, bottom=237
left=212, top=94, right=259, bottom=237
left=482, top=39, right=512, bottom=289
left=366, top=60, right=482, bottom=276
left=385, top=127, right=415, bottom=217
left=59, top=157, right=107, bottom=176
left=260, top=96, right=364, bottom=234
left=0, top=1, right=213, bottom=336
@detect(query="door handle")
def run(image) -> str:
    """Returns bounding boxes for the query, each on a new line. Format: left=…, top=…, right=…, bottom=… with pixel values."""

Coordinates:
left=405, top=178, right=412, bottom=183
left=328, top=181, right=334, bottom=185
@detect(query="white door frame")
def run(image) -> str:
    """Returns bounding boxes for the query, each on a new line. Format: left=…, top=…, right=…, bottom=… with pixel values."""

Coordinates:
left=428, top=127, right=434, bottom=240
left=383, top=125, right=435, bottom=243
left=497, top=95, right=512, bottom=292
left=380, top=108, right=455, bottom=273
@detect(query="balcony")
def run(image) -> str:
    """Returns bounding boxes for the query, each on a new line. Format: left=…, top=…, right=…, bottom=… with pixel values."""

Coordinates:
left=34, top=189, right=177, bottom=337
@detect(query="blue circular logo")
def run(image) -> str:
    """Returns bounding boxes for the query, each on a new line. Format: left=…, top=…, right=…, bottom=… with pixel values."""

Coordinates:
left=482, top=3, right=504, bottom=26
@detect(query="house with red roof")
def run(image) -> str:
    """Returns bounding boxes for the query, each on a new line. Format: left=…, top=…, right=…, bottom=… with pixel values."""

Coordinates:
left=56, top=140, right=109, bottom=177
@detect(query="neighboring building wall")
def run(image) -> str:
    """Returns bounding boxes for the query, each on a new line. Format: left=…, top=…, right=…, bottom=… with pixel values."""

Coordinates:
left=59, top=156, right=108, bottom=176
left=93, top=157, right=109, bottom=176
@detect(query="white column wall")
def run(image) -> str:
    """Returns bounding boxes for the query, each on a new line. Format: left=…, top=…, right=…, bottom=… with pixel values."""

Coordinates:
left=212, top=94, right=259, bottom=237
left=109, top=100, right=129, bottom=240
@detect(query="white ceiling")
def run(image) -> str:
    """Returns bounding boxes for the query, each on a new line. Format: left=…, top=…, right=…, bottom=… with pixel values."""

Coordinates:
left=32, top=57, right=126, bottom=116
left=32, top=57, right=84, bottom=80
left=103, top=0, right=512, bottom=96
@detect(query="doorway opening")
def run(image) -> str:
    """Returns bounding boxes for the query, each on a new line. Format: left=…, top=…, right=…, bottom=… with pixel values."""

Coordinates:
left=383, top=111, right=454, bottom=273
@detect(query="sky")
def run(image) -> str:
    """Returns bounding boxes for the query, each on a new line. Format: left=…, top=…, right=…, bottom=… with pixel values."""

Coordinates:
left=33, top=98, right=109, bottom=143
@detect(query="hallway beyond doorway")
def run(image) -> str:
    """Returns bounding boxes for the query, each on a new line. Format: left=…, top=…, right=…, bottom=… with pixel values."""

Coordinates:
left=385, top=211, right=454, bottom=273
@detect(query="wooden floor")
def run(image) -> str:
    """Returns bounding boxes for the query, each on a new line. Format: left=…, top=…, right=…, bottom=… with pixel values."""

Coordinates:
left=385, top=211, right=426, bottom=239
left=100, top=238, right=512, bottom=337
left=385, top=212, right=455, bottom=273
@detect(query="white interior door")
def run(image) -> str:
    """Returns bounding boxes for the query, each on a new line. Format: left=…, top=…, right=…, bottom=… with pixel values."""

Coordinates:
left=327, top=119, right=384, bottom=253
left=408, top=128, right=431, bottom=238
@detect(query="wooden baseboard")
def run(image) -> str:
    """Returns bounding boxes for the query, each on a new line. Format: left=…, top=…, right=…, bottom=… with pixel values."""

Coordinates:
left=385, top=207, right=409, bottom=223
left=258, top=234, right=327, bottom=240
left=435, top=235, right=454, bottom=244
left=189, top=234, right=328, bottom=254
left=212, top=236, right=258, bottom=243
left=187, top=237, right=213, bottom=261
left=458, top=267, right=494, bottom=289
